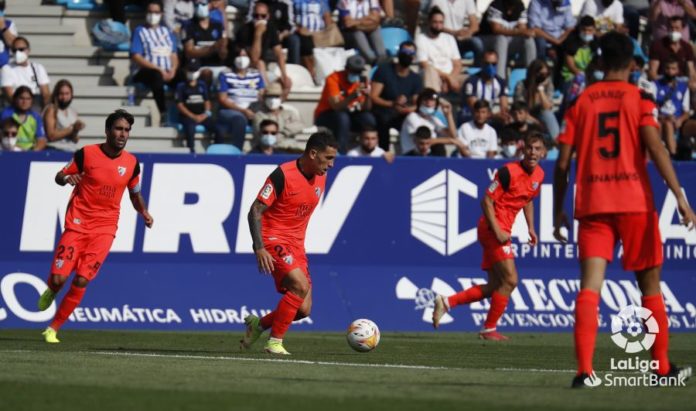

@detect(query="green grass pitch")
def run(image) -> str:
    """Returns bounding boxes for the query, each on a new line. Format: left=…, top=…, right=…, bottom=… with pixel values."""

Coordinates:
left=1, top=330, right=694, bottom=410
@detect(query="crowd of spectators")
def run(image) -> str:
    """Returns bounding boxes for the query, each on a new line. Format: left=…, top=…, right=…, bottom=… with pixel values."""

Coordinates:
left=1, top=0, right=696, bottom=161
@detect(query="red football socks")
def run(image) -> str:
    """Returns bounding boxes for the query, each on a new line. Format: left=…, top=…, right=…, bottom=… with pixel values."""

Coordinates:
left=270, top=292, right=304, bottom=340
left=46, top=276, right=61, bottom=293
left=642, top=294, right=670, bottom=375
left=483, top=291, right=509, bottom=330
left=447, top=284, right=485, bottom=309
left=574, top=289, right=600, bottom=375
left=49, top=285, right=86, bottom=331
left=259, top=311, right=275, bottom=330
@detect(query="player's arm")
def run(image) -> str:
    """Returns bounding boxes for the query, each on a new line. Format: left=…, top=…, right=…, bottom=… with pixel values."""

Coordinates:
left=248, top=199, right=274, bottom=274
left=552, top=143, right=574, bottom=242
left=127, top=162, right=153, bottom=228
left=55, top=148, right=84, bottom=186
left=523, top=200, right=537, bottom=245
left=641, top=125, right=696, bottom=229
left=481, top=167, right=511, bottom=244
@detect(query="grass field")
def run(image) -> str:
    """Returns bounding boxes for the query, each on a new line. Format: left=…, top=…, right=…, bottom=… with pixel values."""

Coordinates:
left=1, top=329, right=694, bottom=411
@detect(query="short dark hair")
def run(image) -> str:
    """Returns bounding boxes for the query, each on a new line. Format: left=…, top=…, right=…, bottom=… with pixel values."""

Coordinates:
left=414, top=126, right=431, bottom=140
left=305, top=130, right=338, bottom=153
left=579, top=16, right=595, bottom=28
left=524, top=132, right=546, bottom=148
left=399, top=41, right=416, bottom=51
left=428, top=6, right=444, bottom=20
left=669, top=16, right=684, bottom=26
left=146, top=0, right=163, bottom=9
left=473, top=100, right=490, bottom=111
left=511, top=101, right=529, bottom=112
left=664, top=56, right=680, bottom=67
left=598, top=31, right=634, bottom=72
left=12, top=36, right=30, bottom=48
left=105, top=109, right=135, bottom=130
left=416, top=88, right=439, bottom=109
left=259, top=119, right=279, bottom=130
left=1, top=117, right=18, bottom=131
left=360, top=125, right=377, bottom=134
left=12, top=85, right=33, bottom=105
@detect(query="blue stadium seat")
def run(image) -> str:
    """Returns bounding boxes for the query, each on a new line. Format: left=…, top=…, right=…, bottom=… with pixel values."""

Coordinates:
left=65, top=0, right=106, bottom=11
left=507, top=68, right=527, bottom=96
left=369, top=65, right=378, bottom=80
left=546, top=147, right=559, bottom=160
left=380, top=27, right=412, bottom=57
left=467, top=67, right=481, bottom=76
left=207, top=144, right=242, bottom=155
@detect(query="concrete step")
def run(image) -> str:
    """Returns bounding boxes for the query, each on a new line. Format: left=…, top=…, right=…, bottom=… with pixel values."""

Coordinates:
left=81, top=112, right=149, bottom=129
left=24, top=25, right=77, bottom=47
left=7, top=0, right=43, bottom=5
left=72, top=103, right=150, bottom=116
left=58, top=75, right=117, bottom=87
left=6, top=5, right=64, bottom=25
left=76, top=137, right=192, bottom=154
left=47, top=64, right=111, bottom=76
left=82, top=125, right=177, bottom=139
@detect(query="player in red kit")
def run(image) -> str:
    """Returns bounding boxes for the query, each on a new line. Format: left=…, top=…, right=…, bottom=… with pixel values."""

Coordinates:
left=242, top=131, right=338, bottom=355
left=553, top=32, right=695, bottom=388
left=37, top=110, right=154, bottom=343
left=432, top=133, right=546, bottom=340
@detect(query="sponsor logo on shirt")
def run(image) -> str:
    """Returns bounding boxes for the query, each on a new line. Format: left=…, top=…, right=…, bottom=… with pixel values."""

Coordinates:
left=261, top=183, right=273, bottom=199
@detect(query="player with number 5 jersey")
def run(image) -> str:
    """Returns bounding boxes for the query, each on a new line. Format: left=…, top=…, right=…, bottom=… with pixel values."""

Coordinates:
left=553, top=32, right=696, bottom=388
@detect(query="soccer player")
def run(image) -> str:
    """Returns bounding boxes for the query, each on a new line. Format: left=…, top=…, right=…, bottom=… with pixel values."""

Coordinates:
left=432, top=133, right=546, bottom=341
left=241, top=131, right=338, bottom=354
left=553, top=32, right=696, bottom=388
left=37, top=109, right=154, bottom=343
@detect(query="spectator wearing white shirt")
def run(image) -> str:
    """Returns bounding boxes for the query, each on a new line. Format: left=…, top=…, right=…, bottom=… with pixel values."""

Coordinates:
left=0, top=4, right=18, bottom=70
left=580, top=0, right=625, bottom=34
left=338, top=0, right=387, bottom=65
left=399, top=88, right=458, bottom=155
left=1, top=37, right=50, bottom=109
left=429, top=0, right=484, bottom=65
left=456, top=100, right=498, bottom=158
left=415, top=7, right=465, bottom=93
left=347, top=126, right=395, bottom=162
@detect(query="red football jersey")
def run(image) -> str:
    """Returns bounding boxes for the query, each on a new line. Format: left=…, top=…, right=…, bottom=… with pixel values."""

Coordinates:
left=480, top=161, right=544, bottom=233
left=256, top=159, right=326, bottom=247
left=558, top=80, right=659, bottom=218
left=62, top=144, right=141, bottom=235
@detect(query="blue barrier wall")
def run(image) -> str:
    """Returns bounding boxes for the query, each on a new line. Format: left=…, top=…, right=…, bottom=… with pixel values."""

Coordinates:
left=1, top=152, right=695, bottom=332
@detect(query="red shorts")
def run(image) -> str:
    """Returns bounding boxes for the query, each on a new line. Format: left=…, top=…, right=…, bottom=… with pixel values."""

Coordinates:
left=264, top=240, right=311, bottom=293
left=477, top=221, right=514, bottom=271
left=50, top=230, right=115, bottom=280
left=578, top=211, right=663, bottom=271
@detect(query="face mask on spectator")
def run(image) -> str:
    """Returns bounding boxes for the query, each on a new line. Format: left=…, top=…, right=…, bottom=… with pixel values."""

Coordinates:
left=502, top=144, right=517, bottom=158
left=57, top=99, right=72, bottom=110
left=265, top=97, right=282, bottom=110
left=482, top=64, right=496, bottom=78
left=430, top=27, right=442, bottom=36
left=235, top=55, right=250, bottom=70
left=593, top=70, right=604, bottom=81
left=580, top=33, right=594, bottom=44
left=601, top=0, right=613, bottom=7
left=196, top=3, right=210, bottom=18
left=419, top=106, right=436, bottom=116
left=147, top=13, right=162, bottom=26
left=398, top=52, right=414, bottom=67
left=14, top=50, right=28, bottom=65
left=670, top=31, right=682, bottom=43
left=2, top=137, right=16, bottom=150
left=261, top=133, right=277, bottom=147
left=187, top=71, right=199, bottom=82
left=663, top=72, right=676, bottom=82
left=629, top=70, right=641, bottom=84
left=347, top=73, right=361, bottom=83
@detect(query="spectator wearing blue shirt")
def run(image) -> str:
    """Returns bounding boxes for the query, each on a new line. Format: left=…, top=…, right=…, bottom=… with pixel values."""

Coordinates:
left=337, top=0, right=387, bottom=65
left=0, top=3, right=18, bottom=69
left=176, top=63, right=218, bottom=153
left=0, top=86, right=46, bottom=151
left=528, top=0, right=575, bottom=60
left=130, top=0, right=180, bottom=123
left=292, top=0, right=334, bottom=79
left=654, top=57, right=691, bottom=156
left=459, top=50, right=510, bottom=126
left=217, top=49, right=266, bottom=150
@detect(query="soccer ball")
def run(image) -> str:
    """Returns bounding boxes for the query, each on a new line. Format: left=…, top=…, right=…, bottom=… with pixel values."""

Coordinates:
left=346, top=319, right=380, bottom=352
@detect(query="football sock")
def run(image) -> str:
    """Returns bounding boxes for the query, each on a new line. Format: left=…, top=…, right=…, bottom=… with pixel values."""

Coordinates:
left=270, top=292, right=304, bottom=340
left=574, top=289, right=600, bottom=375
left=260, top=311, right=275, bottom=330
left=483, top=291, right=509, bottom=330
left=50, top=285, right=86, bottom=331
left=46, top=276, right=61, bottom=293
left=642, top=294, right=670, bottom=375
left=447, top=285, right=484, bottom=309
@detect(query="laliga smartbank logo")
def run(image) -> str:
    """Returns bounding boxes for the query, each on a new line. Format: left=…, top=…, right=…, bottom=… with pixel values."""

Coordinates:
left=583, top=305, right=688, bottom=388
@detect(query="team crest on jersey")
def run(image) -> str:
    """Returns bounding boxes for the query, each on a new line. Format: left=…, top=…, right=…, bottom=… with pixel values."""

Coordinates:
left=117, top=166, right=127, bottom=177
left=488, top=180, right=499, bottom=193
left=283, top=254, right=294, bottom=265
left=55, top=259, right=64, bottom=269
left=502, top=246, right=511, bottom=255
left=261, top=183, right=273, bottom=199
left=532, top=181, right=539, bottom=190
left=315, top=187, right=322, bottom=198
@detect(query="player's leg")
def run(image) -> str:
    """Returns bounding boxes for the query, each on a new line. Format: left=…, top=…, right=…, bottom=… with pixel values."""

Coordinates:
left=264, top=268, right=310, bottom=355
left=38, top=230, right=82, bottom=312
left=295, top=287, right=312, bottom=321
left=480, top=259, right=518, bottom=341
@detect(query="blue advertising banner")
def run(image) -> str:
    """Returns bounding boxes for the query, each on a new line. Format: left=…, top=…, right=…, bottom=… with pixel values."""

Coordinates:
left=1, top=151, right=695, bottom=332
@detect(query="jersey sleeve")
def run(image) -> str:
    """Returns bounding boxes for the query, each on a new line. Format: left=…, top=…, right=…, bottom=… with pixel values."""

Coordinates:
left=639, top=91, right=659, bottom=129
left=128, top=161, right=142, bottom=194
left=257, top=167, right=285, bottom=206
left=557, top=101, right=578, bottom=146
left=486, top=166, right=511, bottom=201
left=62, top=148, right=84, bottom=174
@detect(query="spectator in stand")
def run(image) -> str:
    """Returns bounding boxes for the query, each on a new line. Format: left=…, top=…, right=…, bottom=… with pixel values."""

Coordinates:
left=430, top=0, right=483, bottom=65
left=479, top=0, right=536, bottom=80
left=246, top=0, right=298, bottom=65
left=0, top=1, right=18, bottom=70
left=404, top=125, right=461, bottom=156
left=0, top=117, right=20, bottom=151
left=217, top=49, right=265, bottom=150
left=291, top=0, right=334, bottom=79
left=42, top=80, right=85, bottom=152
left=654, top=58, right=691, bottom=156
left=252, top=80, right=305, bottom=148
left=370, top=41, right=423, bottom=151
left=163, top=0, right=195, bottom=34
left=528, top=0, right=575, bottom=60
left=176, top=64, right=217, bottom=153
left=337, top=0, right=387, bottom=65
left=314, top=55, right=375, bottom=153
left=249, top=119, right=280, bottom=154
left=504, top=100, right=542, bottom=139
left=499, top=127, right=524, bottom=159
left=560, top=16, right=597, bottom=97
left=234, top=1, right=292, bottom=97
left=130, top=0, right=180, bottom=125
left=182, top=1, right=229, bottom=85
left=0, top=86, right=46, bottom=151
left=580, top=0, right=625, bottom=34
left=455, top=100, right=498, bottom=158
left=347, top=125, right=396, bottom=162
left=648, top=17, right=696, bottom=90
left=459, top=50, right=510, bottom=126
left=400, top=88, right=458, bottom=155
left=208, top=0, right=230, bottom=33
left=649, top=0, right=696, bottom=42
left=513, top=59, right=559, bottom=139
left=415, top=7, right=464, bottom=93
left=1, top=37, right=50, bottom=109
